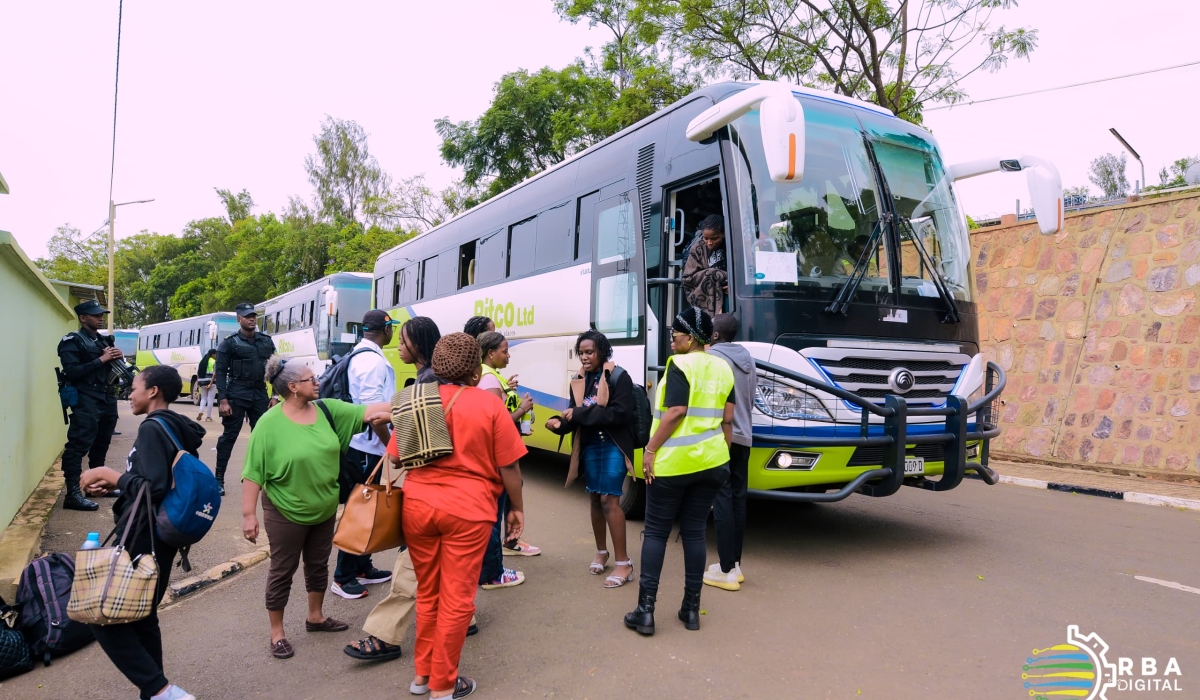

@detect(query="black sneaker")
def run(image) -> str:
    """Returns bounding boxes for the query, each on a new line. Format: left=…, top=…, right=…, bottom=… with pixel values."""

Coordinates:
left=331, top=580, right=369, bottom=599
left=357, top=568, right=392, bottom=585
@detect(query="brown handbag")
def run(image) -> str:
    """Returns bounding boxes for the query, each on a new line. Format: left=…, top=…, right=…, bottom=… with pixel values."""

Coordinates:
left=332, top=456, right=404, bottom=555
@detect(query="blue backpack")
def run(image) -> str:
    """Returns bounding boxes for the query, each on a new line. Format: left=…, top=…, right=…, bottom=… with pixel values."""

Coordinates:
left=152, top=418, right=221, bottom=563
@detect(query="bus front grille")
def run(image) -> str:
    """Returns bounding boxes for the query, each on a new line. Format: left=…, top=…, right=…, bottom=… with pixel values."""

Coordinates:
left=804, top=345, right=970, bottom=407
left=846, top=443, right=946, bottom=467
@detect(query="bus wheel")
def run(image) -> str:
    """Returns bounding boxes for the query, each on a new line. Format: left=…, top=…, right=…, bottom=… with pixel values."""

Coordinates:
left=190, top=378, right=200, bottom=405
left=619, top=474, right=645, bottom=520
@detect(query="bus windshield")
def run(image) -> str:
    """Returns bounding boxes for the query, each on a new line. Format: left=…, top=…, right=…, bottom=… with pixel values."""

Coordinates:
left=727, top=96, right=972, bottom=304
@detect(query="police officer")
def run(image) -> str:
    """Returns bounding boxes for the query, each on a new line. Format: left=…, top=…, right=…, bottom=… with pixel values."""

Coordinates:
left=213, top=302, right=275, bottom=495
left=58, top=299, right=123, bottom=511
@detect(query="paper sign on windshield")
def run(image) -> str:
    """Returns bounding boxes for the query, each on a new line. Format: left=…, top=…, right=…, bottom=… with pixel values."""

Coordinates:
left=754, top=251, right=799, bottom=284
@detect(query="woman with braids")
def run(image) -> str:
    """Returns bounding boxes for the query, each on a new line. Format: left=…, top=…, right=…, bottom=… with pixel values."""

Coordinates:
left=389, top=332, right=528, bottom=699
left=462, top=315, right=494, bottom=338
left=401, top=316, right=442, bottom=385
left=80, top=365, right=204, bottom=700
left=624, top=307, right=734, bottom=636
left=240, top=356, right=392, bottom=659
left=545, top=329, right=637, bottom=588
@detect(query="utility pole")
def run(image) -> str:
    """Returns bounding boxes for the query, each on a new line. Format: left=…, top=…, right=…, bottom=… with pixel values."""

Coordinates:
left=1109, top=128, right=1145, bottom=195
left=107, top=198, right=154, bottom=331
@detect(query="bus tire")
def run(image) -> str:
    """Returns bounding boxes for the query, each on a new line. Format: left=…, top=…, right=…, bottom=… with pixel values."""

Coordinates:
left=190, top=377, right=200, bottom=405
left=619, top=474, right=645, bottom=520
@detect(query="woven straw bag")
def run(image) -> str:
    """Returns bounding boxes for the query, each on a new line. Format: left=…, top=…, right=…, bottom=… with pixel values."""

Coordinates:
left=391, top=383, right=466, bottom=469
left=67, top=485, right=159, bottom=626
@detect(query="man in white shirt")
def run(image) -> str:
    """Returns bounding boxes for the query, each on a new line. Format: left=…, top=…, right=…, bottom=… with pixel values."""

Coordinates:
left=331, top=310, right=399, bottom=600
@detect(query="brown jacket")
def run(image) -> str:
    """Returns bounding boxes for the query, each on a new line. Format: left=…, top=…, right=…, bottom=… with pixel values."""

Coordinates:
left=682, top=238, right=728, bottom=316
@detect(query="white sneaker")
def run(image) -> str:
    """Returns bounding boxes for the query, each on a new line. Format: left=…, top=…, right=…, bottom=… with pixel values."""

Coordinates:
left=703, top=563, right=740, bottom=591
left=733, top=562, right=744, bottom=583
left=152, top=685, right=196, bottom=700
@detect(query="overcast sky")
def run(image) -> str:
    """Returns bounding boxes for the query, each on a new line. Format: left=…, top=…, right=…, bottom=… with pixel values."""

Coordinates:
left=2, top=1, right=1198, bottom=259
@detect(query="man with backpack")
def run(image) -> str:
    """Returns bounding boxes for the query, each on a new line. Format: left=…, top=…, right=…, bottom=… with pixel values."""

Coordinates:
left=328, top=310, right=398, bottom=599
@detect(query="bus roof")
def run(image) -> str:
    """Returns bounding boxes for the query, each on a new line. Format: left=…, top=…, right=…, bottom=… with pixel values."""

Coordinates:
left=255, top=271, right=373, bottom=311
left=138, top=312, right=237, bottom=332
left=376, top=80, right=897, bottom=260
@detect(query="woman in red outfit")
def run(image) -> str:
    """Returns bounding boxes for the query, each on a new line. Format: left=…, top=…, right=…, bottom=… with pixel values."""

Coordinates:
left=390, top=332, right=527, bottom=699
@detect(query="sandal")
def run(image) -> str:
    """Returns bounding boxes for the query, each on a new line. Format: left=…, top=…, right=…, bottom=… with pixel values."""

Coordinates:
left=270, top=638, right=294, bottom=659
left=604, top=560, right=634, bottom=588
left=451, top=676, right=477, bottom=699
left=588, top=550, right=609, bottom=575
left=344, top=635, right=403, bottom=661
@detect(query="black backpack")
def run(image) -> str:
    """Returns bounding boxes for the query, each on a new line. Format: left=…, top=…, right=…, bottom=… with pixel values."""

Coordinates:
left=0, top=596, right=32, bottom=680
left=14, top=554, right=94, bottom=666
left=611, top=366, right=653, bottom=449
left=318, top=347, right=373, bottom=402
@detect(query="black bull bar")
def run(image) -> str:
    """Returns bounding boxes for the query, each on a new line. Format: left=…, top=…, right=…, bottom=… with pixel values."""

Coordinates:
left=747, top=359, right=1006, bottom=504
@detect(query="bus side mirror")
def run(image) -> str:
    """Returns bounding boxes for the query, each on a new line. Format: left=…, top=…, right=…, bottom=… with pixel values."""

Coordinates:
left=321, top=285, right=338, bottom=316
left=946, top=155, right=1064, bottom=235
left=759, top=95, right=805, bottom=183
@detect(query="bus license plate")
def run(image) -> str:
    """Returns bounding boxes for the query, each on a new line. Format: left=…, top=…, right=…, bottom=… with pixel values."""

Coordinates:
left=904, top=457, right=925, bottom=476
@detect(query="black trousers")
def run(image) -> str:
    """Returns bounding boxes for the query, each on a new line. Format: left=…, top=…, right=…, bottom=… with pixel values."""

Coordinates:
left=638, top=463, right=729, bottom=596
left=89, top=524, right=178, bottom=700
left=214, top=396, right=269, bottom=480
left=61, top=393, right=119, bottom=483
left=713, top=444, right=750, bottom=573
left=334, top=447, right=382, bottom=584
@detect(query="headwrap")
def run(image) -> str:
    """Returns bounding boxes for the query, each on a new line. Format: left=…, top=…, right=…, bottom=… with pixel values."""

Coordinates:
left=672, top=307, right=713, bottom=346
left=432, top=332, right=483, bottom=383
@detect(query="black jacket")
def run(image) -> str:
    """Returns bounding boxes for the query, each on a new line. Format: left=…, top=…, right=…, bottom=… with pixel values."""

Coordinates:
left=549, top=366, right=637, bottom=476
left=113, top=409, right=206, bottom=525
left=214, top=331, right=275, bottom=403
left=57, top=329, right=116, bottom=400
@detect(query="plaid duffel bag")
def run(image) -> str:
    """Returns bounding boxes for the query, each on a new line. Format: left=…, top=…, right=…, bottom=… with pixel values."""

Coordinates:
left=67, top=484, right=160, bottom=626
left=391, top=383, right=466, bottom=469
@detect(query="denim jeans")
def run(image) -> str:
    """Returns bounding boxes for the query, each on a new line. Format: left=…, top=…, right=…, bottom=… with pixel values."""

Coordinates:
left=638, top=463, right=730, bottom=595
left=478, top=492, right=510, bottom=584
left=334, top=447, right=379, bottom=583
left=714, top=444, right=750, bottom=572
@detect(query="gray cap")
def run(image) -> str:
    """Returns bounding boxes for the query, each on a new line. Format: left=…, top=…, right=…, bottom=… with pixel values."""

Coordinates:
left=235, top=303, right=257, bottom=317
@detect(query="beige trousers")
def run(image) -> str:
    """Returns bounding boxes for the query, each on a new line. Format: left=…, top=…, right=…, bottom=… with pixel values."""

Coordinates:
left=362, top=547, right=476, bottom=645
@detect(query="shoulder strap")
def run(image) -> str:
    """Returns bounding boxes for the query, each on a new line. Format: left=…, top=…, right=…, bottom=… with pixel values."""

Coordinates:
left=444, top=386, right=467, bottom=415
left=151, top=416, right=184, bottom=453
left=315, top=399, right=335, bottom=428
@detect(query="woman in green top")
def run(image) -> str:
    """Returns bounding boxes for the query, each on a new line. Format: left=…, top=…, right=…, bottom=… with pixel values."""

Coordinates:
left=241, top=355, right=392, bottom=660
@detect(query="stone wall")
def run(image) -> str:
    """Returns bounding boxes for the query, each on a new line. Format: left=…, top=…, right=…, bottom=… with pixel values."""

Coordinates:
left=971, top=191, right=1200, bottom=478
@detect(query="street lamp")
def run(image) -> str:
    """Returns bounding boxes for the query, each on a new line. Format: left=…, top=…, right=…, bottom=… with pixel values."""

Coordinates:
left=107, top=198, right=154, bottom=331
left=1109, top=128, right=1145, bottom=195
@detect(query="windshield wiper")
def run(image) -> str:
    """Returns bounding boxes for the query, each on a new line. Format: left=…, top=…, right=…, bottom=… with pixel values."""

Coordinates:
left=898, top=216, right=962, bottom=323
left=825, top=218, right=885, bottom=315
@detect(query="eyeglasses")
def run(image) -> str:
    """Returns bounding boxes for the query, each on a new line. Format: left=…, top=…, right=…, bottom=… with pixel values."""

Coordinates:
left=292, top=376, right=319, bottom=386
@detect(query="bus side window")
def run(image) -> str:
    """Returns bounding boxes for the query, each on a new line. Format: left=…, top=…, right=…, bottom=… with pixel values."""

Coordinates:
left=575, top=191, right=599, bottom=262
left=309, top=301, right=315, bottom=327
left=458, top=240, right=477, bottom=289
left=419, top=256, right=438, bottom=300
left=152, top=335, right=160, bottom=349
left=398, top=265, right=417, bottom=304
left=591, top=189, right=643, bottom=340
left=535, top=201, right=573, bottom=270
left=508, top=218, right=536, bottom=278
left=437, top=250, right=458, bottom=297
left=475, top=230, right=505, bottom=286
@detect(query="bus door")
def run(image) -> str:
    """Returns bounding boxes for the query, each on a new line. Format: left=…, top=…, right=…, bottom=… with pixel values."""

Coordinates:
left=590, top=188, right=645, bottom=351
left=648, top=171, right=727, bottom=372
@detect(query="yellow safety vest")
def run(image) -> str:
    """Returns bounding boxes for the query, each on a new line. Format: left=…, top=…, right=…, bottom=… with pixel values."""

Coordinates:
left=481, top=364, right=519, bottom=413
left=651, top=352, right=734, bottom=477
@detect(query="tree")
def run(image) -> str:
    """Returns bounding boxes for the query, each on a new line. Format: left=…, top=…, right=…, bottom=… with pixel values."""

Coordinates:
left=305, top=117, right=389, bottom=224
left=216, top=188, right=255, bottom=223
left=635, top=0, right=1038, bottom=123
left=1155, top=156, right=1200, bottom=189
left=436, top=64, right=622, bottom=202
left=363, top=174, right=471, bottom=232
left=35, top=224, right=108, bottom=288
left=1063, top=184, right=1090, bottom=206
left=1088, top=153, right=1129, bottom=199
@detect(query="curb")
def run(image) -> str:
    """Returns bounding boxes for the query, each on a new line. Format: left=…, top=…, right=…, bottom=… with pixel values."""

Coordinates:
left=969, top=472, right=1200, bottom=511
left=0, top=464, right=65, bottom=601
left=162, top=544, right=271, bottom=607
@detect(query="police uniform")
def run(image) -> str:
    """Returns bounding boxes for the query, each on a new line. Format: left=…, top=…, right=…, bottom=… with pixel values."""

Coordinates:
left=213, top=303, right=275, bottom=489
left=58, top=299, right=121, bottom=511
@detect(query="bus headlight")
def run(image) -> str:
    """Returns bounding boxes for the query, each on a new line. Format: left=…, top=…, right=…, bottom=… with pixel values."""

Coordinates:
left=754, top=377, right=832, bottom=421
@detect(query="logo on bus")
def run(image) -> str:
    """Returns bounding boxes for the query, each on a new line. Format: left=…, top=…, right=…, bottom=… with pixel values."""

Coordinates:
left=170, top=351, right=187, bottom=362
left=277, top=340, right=296, bottom=354
left=887, top=367, right=915, bottom=394
left=473, top=298, right=535, bottom=329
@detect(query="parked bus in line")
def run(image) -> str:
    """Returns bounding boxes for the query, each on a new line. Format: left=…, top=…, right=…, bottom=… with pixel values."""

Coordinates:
left=101, top=329, right=139, bottom=360
left=136, top=313, right=239, bottom=403
left=372, top=80, right=1063, bottom=515
left=255, top=272, right=374, bottom=375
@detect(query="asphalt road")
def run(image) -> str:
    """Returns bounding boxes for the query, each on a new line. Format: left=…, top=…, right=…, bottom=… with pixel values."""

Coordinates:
left=7, top=406, right=1199, bottom=700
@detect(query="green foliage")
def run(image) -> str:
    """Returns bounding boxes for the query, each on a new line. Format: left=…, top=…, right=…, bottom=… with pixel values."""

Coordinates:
left=1153, top=156, right=1200, bottom=189
left=632, top=0, right=1038, bottom=123
left=306, top=117, right=390, bottom=225
left=1088, top=153, right=1129, bottom=199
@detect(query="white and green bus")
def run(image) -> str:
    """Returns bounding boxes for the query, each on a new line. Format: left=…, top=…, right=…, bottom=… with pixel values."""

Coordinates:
left=255, top=272, right=374, bottom=375
left=372, top=80, right=1063, bottom=514
left=135, top=313, right=239, bottom=403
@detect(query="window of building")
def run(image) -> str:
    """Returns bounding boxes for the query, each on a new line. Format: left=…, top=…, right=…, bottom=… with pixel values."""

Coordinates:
left=508, top=217, right=537, bottom=278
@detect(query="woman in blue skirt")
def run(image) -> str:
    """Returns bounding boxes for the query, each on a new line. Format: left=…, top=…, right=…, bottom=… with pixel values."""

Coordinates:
left=546, top=330, right=638, bottom=588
